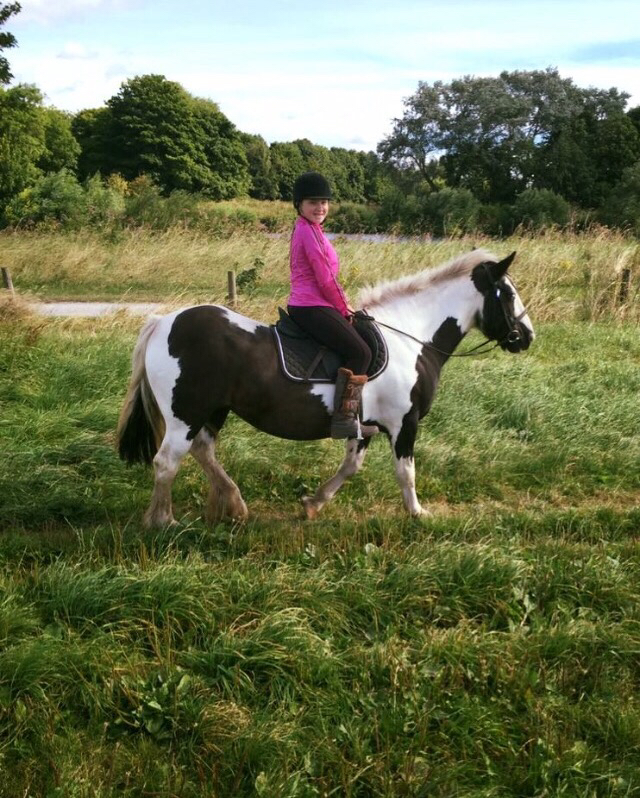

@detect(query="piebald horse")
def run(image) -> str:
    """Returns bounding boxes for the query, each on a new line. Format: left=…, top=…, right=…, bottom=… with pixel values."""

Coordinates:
left=117, top=249, right=534, bottom=525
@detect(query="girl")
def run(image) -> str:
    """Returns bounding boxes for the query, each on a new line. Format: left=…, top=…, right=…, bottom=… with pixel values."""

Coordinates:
left=287, top=171, right=378, bottom=440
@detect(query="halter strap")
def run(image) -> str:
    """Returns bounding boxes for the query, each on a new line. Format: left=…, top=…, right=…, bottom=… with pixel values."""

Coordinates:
left=360, top=266, right=526, bottom=358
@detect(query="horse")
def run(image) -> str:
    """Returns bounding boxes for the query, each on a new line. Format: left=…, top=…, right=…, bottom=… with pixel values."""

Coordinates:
left=116, top=248, right=534, bottom=526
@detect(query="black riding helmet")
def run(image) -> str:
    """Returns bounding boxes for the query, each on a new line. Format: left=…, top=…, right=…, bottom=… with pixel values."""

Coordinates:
left=293, top=172, right=332, bottom=210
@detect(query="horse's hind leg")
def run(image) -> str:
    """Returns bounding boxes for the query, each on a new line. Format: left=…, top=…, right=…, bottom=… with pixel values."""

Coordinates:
left=145, top=422, right=192, bottom=528
left=190, top=427, right=248, bottom=523
left=302, top=438, right=370, bottom=520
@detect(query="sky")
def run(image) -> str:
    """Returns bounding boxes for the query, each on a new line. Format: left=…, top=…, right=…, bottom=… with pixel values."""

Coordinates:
left=8, top=0, right=640, bottom=153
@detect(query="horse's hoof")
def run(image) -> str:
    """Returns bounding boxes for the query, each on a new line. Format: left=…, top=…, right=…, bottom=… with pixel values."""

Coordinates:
left=301, top=496, right=318, bottom=520
left=411, top=504, right=432, bottom=518
left=144, top=514, right=177, bottom=529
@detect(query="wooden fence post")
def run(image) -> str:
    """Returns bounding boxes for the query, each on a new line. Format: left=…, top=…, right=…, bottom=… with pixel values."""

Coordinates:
left=227, top=270, right=237, bottom=306
left=617, top=267, right=631, bottom=305
left=1, top=267, right=14, bottom=296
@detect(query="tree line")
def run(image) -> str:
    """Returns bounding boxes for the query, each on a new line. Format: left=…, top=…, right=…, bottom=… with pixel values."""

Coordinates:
left=1, top=2, right=640, bottom=235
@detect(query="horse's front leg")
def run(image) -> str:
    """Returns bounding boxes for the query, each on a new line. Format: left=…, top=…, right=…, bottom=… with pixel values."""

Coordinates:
left=302, top=438, right=371, bottom=520
left=390, top=412, right=429, bottom=517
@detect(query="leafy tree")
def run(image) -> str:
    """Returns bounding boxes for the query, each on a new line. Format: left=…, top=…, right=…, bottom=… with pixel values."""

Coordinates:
left=513, top=188, right=570, bottom=230
left=0, top=2, right=20, bottom=85
left=72, top=107, right=117, bottom=179
left=190, top=97, right=250, bottom=199
left=378, top=68, right=637, bottom=207
left=269, top=141, right=305, bottom=200
left=423, top=187, right=481, bottom=236
left=329, top=147, right=366, bottom=203
left=241, top=133, right=278, bottom=199
left=4, top=168, right=86, bottom=228
left=37, top=108, right=81, bottom=174
left=628, top=106, right=640, bottom=138
left=106, top=74, right=207, bottom=192
left=0, top=83, right=46, bottom=209
left=74, top=75, right=250, bottom=198
left=600, top=161, right=640, bottom=235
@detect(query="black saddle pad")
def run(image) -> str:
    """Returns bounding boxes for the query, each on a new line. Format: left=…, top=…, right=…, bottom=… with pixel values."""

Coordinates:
left=272, top=308, right=388, bottom=383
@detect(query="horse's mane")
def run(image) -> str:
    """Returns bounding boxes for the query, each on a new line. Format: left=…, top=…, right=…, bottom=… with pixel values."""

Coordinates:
left=357, top=248, right=498, bottom=309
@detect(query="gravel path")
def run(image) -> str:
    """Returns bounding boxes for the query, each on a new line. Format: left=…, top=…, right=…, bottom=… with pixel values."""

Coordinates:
left=32, top=302, right=164, bottom=317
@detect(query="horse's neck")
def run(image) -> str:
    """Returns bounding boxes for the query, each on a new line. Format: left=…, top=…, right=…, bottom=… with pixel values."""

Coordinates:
left=374, top=278, right=479, bottom=343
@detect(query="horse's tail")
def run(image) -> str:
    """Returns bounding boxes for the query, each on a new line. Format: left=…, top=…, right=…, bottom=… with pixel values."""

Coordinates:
left=116, top=316, right=165, bottom=465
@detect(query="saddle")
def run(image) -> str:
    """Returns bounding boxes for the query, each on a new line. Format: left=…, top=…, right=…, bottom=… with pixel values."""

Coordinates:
left=272, top=309, right=388, bottom=383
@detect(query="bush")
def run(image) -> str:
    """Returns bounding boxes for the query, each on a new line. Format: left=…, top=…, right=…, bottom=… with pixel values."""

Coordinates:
left=4, top=169, right=88, bottom=229
left=478, top=203, right=515, bottom=236
left=423, top=188, right=481, bottom=237
left=326, top=203, right=379, bottom=234
left=84, top=174, right=125, bottom=226
left=513, top=188, right=571, bottom=230
left=599, top=161, right=640, bottom=236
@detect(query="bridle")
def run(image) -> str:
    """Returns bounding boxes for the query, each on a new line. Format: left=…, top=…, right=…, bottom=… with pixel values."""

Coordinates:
left=360, top=265, right=528, bottom=359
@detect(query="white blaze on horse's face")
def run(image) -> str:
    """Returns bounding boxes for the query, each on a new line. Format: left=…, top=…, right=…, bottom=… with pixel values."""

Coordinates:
left=505, top=275, right=535, bottom=342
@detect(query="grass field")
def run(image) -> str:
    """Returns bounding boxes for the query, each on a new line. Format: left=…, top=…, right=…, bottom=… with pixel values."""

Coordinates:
left=1, top=230, right=639, bottom=796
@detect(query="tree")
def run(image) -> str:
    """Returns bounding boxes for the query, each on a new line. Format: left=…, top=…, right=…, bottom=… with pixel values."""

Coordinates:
left=600, top=161, right=640, bottom=234
left=241, top=133, right=278, bottom=199
left=37, top=108, right=81, bottom=174
left=74, top=75, right=250, bottom=198
left=107, top=74, right=207, bottom=192
left=190, top=97, right=250, bottom=199
left=0, top=2, right=20, bottom=85
left=377, top=68, right=636, bottom=206
left=269, top=141, right=305, bottom=200
left=72, top=107, right=117, bottom=179
left=0, top=83, right=46, bottom=209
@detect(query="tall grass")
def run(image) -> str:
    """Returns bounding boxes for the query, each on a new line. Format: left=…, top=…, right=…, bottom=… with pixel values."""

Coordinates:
left=1, top=242, right=639, bottom=795
left=1, top=226, right=639, bottom=322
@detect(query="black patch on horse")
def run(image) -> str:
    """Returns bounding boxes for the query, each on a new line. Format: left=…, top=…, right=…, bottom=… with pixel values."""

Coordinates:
left=272, top=308, right=388, bottom=382
left=395, top=316, right=463, bottom=460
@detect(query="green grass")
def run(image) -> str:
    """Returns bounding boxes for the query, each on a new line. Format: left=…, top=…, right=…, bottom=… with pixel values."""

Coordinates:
left=1, top=270, right=640, bottom=795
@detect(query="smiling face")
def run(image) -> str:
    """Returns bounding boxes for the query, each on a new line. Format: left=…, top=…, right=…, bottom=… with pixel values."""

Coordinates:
left=299, top=198, right=329, bottom=225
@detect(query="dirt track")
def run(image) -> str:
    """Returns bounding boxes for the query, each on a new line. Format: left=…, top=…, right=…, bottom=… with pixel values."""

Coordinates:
left=32, top=302, right=163, bottom=317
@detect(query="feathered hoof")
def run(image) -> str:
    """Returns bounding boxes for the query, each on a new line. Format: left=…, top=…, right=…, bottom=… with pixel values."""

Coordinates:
left=301, top=496, right=319, bottom=520
left=410, top=504, right=432, bottom=518
left=143, top=512, right=177, bottom=529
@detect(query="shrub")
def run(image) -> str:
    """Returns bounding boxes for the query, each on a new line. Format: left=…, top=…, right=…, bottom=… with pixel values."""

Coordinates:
left=326, top=203, right=379, bottom=234
left=599, top=161, right=640, bottom=236
left=3, top=169, right=87, bottom=229
left=84, top=174, right=126, bottom=227
left=423, top=188, right=481, bottom=237
left=513, top=188, right=571, bottom=230
left=478, top=203, right=515, bottom=236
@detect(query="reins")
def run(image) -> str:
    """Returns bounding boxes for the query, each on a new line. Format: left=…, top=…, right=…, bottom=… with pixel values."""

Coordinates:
left=359, top=314, right=503, bottom=358
left=360, top=264, right=527, bottom=359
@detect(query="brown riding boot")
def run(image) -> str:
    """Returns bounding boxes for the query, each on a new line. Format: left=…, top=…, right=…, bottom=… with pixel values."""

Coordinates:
left=331, top=367, right=379, bottom=440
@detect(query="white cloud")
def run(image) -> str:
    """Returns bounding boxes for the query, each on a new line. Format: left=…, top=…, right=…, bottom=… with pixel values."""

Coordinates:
left=16, top=0, right=138, bottom=24
left=56, top=42, right=99, bottom=60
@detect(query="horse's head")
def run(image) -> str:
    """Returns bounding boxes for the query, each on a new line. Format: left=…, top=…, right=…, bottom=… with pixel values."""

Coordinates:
left=471, top=252, right=534, bottom=353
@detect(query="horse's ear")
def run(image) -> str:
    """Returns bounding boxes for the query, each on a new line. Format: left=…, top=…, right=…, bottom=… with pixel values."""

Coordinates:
left=488, top=251, right=516, bottom=281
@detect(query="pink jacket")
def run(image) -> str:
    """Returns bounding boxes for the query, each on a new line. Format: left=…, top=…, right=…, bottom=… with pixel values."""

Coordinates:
left=288, top=216, right=350, bottom=317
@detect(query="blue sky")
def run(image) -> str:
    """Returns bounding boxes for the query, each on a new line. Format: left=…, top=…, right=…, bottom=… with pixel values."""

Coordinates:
left=9, top=0, right=640, bottom=152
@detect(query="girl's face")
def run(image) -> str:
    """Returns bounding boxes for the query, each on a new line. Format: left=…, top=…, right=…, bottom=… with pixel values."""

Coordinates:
left=300, top=198, right=329, bottom=225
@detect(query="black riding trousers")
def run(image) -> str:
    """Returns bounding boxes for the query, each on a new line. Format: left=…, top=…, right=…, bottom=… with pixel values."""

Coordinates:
left=287, top=305, right=372, bottom=375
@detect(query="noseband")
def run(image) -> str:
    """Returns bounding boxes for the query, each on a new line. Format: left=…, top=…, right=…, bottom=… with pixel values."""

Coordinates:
left=361, top=264, right=527, bottom=358
left=488, top=265, right=528, bottom=348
